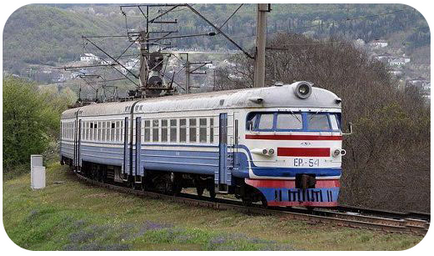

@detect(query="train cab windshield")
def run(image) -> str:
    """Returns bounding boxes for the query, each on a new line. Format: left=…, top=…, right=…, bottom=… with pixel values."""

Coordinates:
left=247, top=112, right=341, bottom=132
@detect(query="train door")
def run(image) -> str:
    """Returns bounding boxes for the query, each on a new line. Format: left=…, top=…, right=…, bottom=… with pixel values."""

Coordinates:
left=73, top=112, right=81, bottom=172
left=134, top=117, right=142, bottom=182
left=216, top=113, right=233, bottom=193
left=123, top=117, right=129, bottom=179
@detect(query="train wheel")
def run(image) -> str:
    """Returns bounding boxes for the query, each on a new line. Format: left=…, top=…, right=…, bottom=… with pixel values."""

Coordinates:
left=196, top=186, right=204, bottom=197
left=209, top=189, right=216, bottom=200
left=261, top=196, right=268, bottom=208
left=207, top=185, right=216, bottom=200
left=242, top=198, right=252, bottom=207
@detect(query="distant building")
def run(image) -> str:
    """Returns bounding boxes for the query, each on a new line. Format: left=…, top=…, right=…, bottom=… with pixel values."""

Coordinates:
left=388, top=70, right=403, bottom=77
left=80, top=53, right=99, bottom=62
left=374, top=53, right=393, bottom=63
left=222, top=59, right=236, bottom=67
left=205, top=63, right=215, bottom=69
left=100, top=59, right=112, bottom=65
left=369, top=39, right=388, bottom=48
left=406, top=77, right=430, bottom=96
left=353, top=38, right=365, bottom=49
left=125, top=58, right=139, bottom=70
left=389, top=58, right=407, bottom=67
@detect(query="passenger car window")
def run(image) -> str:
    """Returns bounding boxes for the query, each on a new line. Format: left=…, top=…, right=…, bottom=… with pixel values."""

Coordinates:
left=307, top=114, right=330, bottom=130
left=189, top=118, right=197, bottom=143
left=170, top=119, right=177, bottom=142
left=180, top=119, right=187, bottom=142
left=209, top=118, right=214, bottom=143
left=161, top=120, right=168, bottom=142
left=276, top=114, right=302, bottom=130
left=144, top=120, right=151, bottom=142
left=258, top=114, right=274, bottom=130
left=152, top=120, right=159, bottom=142
left=199, top=118, right=207, bottom=143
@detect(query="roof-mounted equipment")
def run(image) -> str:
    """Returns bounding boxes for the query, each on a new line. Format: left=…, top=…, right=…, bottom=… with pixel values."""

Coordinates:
left=294, top=81, right=313, bottom=99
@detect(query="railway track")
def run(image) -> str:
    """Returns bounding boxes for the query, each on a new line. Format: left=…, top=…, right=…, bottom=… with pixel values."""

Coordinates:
left=73, top=172, right=429, bottom=236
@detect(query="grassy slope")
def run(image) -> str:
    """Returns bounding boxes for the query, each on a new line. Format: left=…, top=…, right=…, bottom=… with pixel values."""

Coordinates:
left=3, top=163, right=424, bottom=251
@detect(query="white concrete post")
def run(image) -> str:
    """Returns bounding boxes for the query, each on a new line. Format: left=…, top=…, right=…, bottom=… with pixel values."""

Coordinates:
left=31, top=155, right=45, bottom=190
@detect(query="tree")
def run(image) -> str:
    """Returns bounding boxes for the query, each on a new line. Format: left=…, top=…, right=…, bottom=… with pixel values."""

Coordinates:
left=215, top=33, right=430, bottom=212
left=3, top=76, right=71, bottom=173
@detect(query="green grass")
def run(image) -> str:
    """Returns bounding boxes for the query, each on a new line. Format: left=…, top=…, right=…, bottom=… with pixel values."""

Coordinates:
left=3, top=162, right=425, bottom=250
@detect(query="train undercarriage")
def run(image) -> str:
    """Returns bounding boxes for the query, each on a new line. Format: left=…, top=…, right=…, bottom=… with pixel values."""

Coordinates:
left=62, top=157, right=266, bottom=206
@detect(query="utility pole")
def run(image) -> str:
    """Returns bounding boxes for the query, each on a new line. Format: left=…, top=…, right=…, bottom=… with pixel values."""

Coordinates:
left=185, top=53, right=190, bottom=94
left=253, top=4, right=270, bottom=88
left=213, top=69, right=216, bottom=90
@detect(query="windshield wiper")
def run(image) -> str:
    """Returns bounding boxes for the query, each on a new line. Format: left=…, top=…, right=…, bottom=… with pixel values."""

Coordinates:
left=289, top=110, right=302, bottom=124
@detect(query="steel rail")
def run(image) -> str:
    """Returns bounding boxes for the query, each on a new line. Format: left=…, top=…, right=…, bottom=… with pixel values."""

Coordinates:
left=72, top=172, right=429, bottom=236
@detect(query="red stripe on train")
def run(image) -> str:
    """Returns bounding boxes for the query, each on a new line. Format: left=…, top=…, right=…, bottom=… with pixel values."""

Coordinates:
left=245, top=134, right=342, bottom=140
left=246, top=179, right=340, bottom=189
left=277, top=147, right=330, bottom=157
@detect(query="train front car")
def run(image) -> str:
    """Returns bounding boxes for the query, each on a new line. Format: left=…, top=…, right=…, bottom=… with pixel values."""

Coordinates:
left=238, top=82, right=344, bottom=207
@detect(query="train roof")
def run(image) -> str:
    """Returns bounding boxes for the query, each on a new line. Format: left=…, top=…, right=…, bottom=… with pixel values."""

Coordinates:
left=62, top=82, right=341, bottom=119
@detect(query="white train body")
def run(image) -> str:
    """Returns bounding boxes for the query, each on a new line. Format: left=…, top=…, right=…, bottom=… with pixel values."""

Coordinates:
left=60, top=82, right=344, bottom=207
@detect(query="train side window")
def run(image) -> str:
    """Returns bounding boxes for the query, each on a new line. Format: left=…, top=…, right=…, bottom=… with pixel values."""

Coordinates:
left=110, top=122, right=115, bottom=141
left=180, top=119, right=187, bottom=143
left=106, top=121, right=110, bottom=141
left=276, top=113, right=303, bottom=130
left=94, top=122, right=98, bottom=141
left=83, top=122, right=86, bottom=140
left=152, top=119, right=159, bottom=142
left=170, top=119, right=177, bottom=142
left=199, top=118, right=207, bottom=143
left=329, top=114, right=339, bottom=131
left=102, top=122, right=106, bottom=141
left=107, top=122, right=110, bottom=141
left=144, top=120, right=151, bottom=142
left=307, top=114, right=330, bottom=131
left=97, top=122, right=101, bottom=141
left=189, top=118, right=197, bottom=143
left=105, top=122, right=109, bottom=141
left=120, top=121, right=124, bottom=142
left=161, top=120, right=168, bottom=142
left=210, top=118, right=214, bottom=144
left=246, top=113, right=258, bottom=130
left=115, top=121, right=120, bottom=142
left=258, top=113, right=274, bottom=130
left=89, top=123, right=92, bottom=140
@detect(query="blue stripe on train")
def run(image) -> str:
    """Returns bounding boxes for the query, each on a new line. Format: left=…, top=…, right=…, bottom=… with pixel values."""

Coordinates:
left=61, top=143, right=341, bottom=179
left=250, top=167, right=341, bottom=177
left=140, top=149, right=219, bottom=176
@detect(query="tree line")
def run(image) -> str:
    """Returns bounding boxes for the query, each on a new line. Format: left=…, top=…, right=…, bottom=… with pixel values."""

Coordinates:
left=3, top=76, right=76, bottom=178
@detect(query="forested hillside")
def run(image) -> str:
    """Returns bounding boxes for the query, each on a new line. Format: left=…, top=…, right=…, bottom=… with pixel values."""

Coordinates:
left=3, top=4, right=430, bottom=77
left=3, top=5, right=123, bottom=75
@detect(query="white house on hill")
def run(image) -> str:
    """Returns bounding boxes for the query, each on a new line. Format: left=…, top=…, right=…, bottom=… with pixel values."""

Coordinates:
left=80, top=53, right=99, bottom=63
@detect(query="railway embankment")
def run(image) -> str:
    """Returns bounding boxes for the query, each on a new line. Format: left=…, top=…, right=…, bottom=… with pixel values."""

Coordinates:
left=3, top=163, right=426, bottom=250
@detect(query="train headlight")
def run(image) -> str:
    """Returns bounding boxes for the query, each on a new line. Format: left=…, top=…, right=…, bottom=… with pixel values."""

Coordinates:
left=294, top=82, right=312, bottom=99
left=340, top=149, right=347, bottom=156
left=252, top=148, right=274, bottom=156
left=333, top=149, right=341, bottom=157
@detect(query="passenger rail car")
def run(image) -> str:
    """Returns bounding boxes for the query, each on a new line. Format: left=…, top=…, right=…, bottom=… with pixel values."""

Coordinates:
left=60, top=81, right=346, bottom=207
